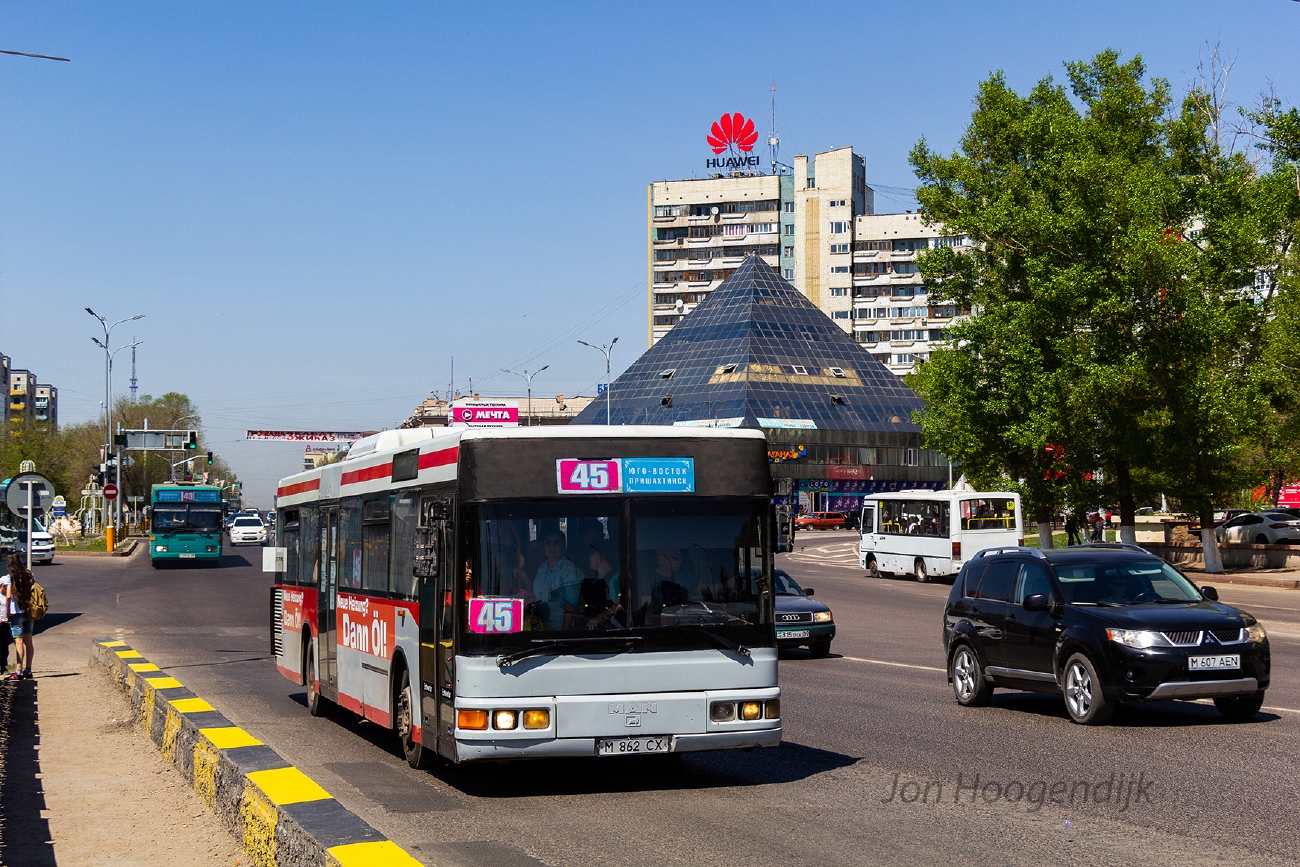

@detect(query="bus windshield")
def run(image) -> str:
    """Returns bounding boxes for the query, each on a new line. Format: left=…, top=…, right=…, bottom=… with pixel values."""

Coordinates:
left=463, top=498, right=770, bottom=652
left=153, top=506, right=223, bottom=534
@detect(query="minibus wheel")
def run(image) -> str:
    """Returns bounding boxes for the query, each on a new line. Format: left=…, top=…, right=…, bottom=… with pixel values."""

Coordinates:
left=914, top=559, right=929, bottom=583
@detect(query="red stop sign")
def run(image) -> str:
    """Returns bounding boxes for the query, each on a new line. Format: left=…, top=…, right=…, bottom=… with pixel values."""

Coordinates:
left=103, top=483, right=119, bottom=501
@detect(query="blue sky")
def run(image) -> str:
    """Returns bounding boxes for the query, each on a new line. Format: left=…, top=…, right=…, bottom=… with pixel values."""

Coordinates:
left=2, top=1, right=1298, bottom=505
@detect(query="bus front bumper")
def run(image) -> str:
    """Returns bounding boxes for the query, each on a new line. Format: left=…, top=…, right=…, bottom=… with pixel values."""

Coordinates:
left=454, top=727, right=782, bottom=762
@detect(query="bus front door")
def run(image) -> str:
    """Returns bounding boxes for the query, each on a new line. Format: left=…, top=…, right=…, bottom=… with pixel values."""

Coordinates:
left=319, top=509, right=339, bottom=700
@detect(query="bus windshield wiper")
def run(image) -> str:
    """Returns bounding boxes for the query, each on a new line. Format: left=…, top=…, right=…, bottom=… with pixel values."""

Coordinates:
left=496, top=635, right=642, bottom=668
left=691, top=628, right=750, bottom=658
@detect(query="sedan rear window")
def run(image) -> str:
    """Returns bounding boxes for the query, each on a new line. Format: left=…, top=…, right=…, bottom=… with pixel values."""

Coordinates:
left=233, top=518, right=263, bottom=528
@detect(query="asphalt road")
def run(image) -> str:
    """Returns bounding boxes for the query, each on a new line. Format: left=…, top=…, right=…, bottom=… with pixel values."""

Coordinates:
left=34, top=536, right=1300, bottom=867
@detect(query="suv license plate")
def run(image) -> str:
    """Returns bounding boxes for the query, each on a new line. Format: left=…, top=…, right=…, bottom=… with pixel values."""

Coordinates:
left=179, top=553, right=196, bottom=559
left=1188, top=654, right=1240, bottom=671
left=780, top=629, right=811, bottom=639
left=596, top=737, right=670, bottom=756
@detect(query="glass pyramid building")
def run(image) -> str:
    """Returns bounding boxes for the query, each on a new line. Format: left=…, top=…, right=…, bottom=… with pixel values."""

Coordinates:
left=572, top=255, right=946, bottom=510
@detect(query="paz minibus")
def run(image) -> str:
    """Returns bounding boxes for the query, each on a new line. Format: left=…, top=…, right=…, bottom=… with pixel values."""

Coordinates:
left=858, top=489, right=1022, bottom=582
left=270, top=425, right=781, bottom=766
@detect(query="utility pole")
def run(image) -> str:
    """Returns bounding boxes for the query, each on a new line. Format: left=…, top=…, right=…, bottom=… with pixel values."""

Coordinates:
left=578, top=337, right=618, bottom=425
left=503, top=366, right=548, bottom=427
left=87, top=308, right=144, bottom=547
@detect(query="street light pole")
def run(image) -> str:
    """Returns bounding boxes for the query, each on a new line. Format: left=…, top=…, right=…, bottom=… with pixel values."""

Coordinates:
left=87, top=309, right=144, bottom=543
left=503, top=365, right=548, bottom=427
left=578, top=337, right=618, bottom=425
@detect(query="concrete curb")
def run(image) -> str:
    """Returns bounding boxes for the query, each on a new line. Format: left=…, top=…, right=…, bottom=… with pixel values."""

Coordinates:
left=90, top=638, right=425, bottom=867
left=56, top=539, right=140, bottom=557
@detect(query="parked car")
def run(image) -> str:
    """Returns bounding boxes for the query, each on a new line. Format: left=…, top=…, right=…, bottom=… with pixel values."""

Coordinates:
left=1214, top=511, right=1300, bottom=546
left=229, top=516, right=267, bottom=546
left=943, top=544, right=1269, bottom=725
left=773, top=569, right=835, bottom=657
left=796, top=511, right=846, bottom=531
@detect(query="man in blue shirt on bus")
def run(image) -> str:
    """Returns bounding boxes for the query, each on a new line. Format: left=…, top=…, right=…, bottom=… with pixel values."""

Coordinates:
left=533, top=530, right=584, bottom=630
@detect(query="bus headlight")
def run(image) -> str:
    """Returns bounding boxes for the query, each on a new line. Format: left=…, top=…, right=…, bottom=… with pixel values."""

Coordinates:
left=740, top=701, right=762, bottom=721
left=764, top=699, right=781, bottom=719
left=710, top=701, right=736, bottom=722
left=493, top=710, right=518, bottom=730
left=522, top=709, right=550, bottom=730
left=457, top=709, right=488, bottom=731
left=155, top=545, right=167, bottom=553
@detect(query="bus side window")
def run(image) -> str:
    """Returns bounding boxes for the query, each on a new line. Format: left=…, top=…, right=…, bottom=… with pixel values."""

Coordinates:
left=301, top=505, right=319, bottom=586
left=390, top=493, right=418, bottom=598
left=361, top=497, right=391, bottom=593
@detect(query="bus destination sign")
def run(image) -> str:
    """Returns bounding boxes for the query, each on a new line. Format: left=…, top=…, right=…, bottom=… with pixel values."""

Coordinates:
left=556, top=458, right=695, bottom=494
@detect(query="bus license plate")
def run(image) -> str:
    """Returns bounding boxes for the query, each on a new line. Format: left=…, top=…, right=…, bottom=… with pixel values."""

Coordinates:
left=1188, top=654, right=1239, bottom=671
left=596, top=737, right=670, bottom=756
left=780, top=629, right=810, bottom=640
left=179, top=553, right=196, bottom=559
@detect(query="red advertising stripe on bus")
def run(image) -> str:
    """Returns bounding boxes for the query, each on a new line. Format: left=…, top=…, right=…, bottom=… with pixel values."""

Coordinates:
left=418, top=446, right=458, bottom=470
left=277, top=478, right=321, bottom=498
left=341, top=463, right=392, bottom=487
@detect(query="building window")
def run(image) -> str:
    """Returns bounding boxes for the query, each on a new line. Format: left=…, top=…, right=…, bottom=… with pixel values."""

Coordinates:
left=807, top=177, right=816, bottom=189
left=750, top=222, right=777, bottom=234
left=784, top=225, right=794, bottom=235
left=832, top=311, right=850, bottom=320
left=829, top=243, right=850, bottom=254
left=895, top=354, right=914, bottom=366
left=783, top=246, right=794, bottom=257
left=892, top=306, right=929, bottom=319
left=829, top=199, right=846, bottom=207
left=653, top=205, right=683, bottom=218
left=831, top=266, right=850, bottom=273
left=933, top=235, right=969, bottom=248
left=791, top=365, right=808, bottom=375
left=889, top=329, right=927, bottom=341
left=829, top=222, right=849, bottom=234
left=894, top=262, right=918, bottom=275
left=830, top=287, right=846, bottom=297
left=904, top=447, right=919, bottom=465
left=930, top=305, right=957, bottom=319
left=784, top=269, right=795, bottom=279
left=784, top=201, right=795, bottom=213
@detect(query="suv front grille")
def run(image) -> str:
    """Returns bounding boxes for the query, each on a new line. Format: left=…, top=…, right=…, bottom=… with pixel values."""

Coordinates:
left=1210, top=628, right=1244, bottom=643
left=1163, top=630, right=1203, bottom=646
left=777, top=612, right=813, bottom=625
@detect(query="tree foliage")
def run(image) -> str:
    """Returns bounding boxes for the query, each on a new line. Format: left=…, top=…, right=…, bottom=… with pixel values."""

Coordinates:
left=907, top=49, right=1298, bottom=569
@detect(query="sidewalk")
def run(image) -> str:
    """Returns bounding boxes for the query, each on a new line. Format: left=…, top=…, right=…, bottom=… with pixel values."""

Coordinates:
left=0, top=623, right=243, bottom=865
left=1172, top=565, right=1300, bottom=590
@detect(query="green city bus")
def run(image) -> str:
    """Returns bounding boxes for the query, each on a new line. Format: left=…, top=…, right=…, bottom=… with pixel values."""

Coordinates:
left=149, top=483, right=224, bottom=567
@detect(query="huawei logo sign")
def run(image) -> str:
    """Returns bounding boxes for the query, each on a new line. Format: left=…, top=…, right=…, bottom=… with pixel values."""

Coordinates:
left=708, top=112, right=759, bottom=155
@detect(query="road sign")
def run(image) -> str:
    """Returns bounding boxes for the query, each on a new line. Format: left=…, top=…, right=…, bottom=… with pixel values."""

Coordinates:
left=120, top=429, right=199, bottom=450
left=103, top=483, right=119, bottom=501
left=3, top=472, right=55, bottom=516
left=52, top=495, right=67, bottom=518
left=120, top=454, right=136, bottom=469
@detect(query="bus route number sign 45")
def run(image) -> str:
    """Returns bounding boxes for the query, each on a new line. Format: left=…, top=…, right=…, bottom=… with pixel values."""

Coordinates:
left=469, top=598, right=524, bottom=634
left=557, top=459, right=622, bottom=494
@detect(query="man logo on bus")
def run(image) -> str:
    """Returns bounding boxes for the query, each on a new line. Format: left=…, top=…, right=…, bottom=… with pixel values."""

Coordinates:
left=707, top=112, right=758, bottom=154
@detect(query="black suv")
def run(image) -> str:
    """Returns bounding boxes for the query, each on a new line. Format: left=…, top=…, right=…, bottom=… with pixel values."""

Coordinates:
left=942, top=544, right=1270, bottom=725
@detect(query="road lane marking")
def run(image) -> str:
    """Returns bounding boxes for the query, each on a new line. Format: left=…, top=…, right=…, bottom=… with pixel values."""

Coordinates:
left=840, top=656, right=946, bottom=673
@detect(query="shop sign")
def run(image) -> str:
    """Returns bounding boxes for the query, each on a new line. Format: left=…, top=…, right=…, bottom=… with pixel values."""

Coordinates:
left=706, top=112, right=761, bottom=170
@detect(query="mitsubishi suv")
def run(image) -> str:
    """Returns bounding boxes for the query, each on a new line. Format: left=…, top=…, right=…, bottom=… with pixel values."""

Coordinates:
left=942, top=544, right=1270, bottom=725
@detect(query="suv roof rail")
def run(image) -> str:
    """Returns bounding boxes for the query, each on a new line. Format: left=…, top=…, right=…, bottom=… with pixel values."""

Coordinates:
left=1065, top=542, right=1149, bottom=553
left=973, top=546, right=1047, bottom=560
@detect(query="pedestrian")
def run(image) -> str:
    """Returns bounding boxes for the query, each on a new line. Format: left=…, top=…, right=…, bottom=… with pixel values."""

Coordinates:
left=1090, top=513, right=1104, bottom=543
left=0, top=582, right=10, bottom=675
left=2, top=552, right=36, bottom=680
left=1065, top=513, right=1081, bottom=547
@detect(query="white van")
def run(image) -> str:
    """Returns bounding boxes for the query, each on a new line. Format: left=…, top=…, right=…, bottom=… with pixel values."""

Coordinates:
left=858, top=490, right=1022, bottom=582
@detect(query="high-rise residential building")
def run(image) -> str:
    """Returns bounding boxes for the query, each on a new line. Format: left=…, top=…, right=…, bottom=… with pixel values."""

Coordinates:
left=8, top=369, right=35, bottom=425
left=647, top=136, right=968, bottom=376
left=33, top=384, right=57, bottom=426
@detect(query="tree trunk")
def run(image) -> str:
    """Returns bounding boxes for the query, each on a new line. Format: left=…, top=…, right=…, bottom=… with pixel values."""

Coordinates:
left=1037, top=521, right=1054, bottom=549
left=1116, top=457, right=1137, bottom=547
left=1201, top=512, right=1224, bottom=574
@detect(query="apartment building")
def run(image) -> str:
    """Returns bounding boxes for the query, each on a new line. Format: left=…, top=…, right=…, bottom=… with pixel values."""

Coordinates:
left=8, top=369, right=35, bottom=425
left=851, top=212, right=971, bottom=376
left=33, top=384, right=58, bottom=426
left=648, top=144, right=969, bottom=375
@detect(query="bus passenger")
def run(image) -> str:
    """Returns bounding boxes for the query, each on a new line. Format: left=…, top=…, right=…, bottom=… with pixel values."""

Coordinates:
left=582, top=541, right=624, bottom=628
left=533, top=530, right=583, bottom=630
left=634, top=547, right=690, bottom=626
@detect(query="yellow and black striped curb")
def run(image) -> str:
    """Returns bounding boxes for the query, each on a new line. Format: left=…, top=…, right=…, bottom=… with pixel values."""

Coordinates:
left=90, top=638, right=426, bottom=867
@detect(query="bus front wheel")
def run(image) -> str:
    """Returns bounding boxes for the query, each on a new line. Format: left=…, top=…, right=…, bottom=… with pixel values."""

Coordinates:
left=397, top=668, right=435, bottom=770
left=305, top=638, right=329, bottom=717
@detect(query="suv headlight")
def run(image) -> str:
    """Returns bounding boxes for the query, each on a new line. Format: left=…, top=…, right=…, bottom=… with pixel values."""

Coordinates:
left=1106, top=629, right=1172, bottom=649
left=1245, top=623, right=1267, bottom=644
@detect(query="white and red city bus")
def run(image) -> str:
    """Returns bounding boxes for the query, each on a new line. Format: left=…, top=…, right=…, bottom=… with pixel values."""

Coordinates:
left=271, top=425, right=781, bottom=766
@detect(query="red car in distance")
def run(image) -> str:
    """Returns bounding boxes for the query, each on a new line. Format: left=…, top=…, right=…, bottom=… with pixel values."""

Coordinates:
left=795, top=511, right=847, bottom=531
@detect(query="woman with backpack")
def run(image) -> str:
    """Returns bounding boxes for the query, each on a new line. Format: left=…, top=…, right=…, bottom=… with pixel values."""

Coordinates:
left=2, top=553, right=35, bottom=680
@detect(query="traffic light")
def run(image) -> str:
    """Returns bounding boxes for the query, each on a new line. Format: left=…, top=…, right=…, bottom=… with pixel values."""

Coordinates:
left=206, top=451, right=214, bottom=466
left=114, top=433, right=127, bottom=447
left=186, top=431, right=198, bottom=450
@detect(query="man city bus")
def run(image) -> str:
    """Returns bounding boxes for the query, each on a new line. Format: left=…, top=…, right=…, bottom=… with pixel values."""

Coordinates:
left=270, top=426, right=781, bottom=766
